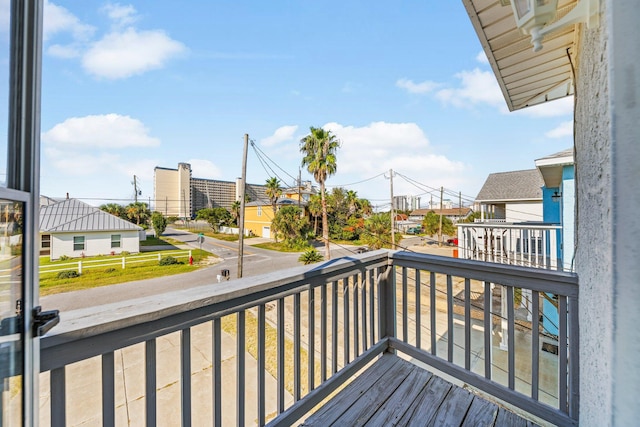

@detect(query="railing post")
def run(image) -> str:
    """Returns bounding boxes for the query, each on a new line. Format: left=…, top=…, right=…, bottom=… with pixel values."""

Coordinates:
left=378, top=263, right=396, bottom=350
left=122, top=257, right=125, bottom=269
left=78, top=261, right=82, bottom=274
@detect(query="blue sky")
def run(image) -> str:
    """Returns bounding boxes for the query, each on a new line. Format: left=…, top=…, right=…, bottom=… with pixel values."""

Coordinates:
left=1, top=1, right=573, bottom=209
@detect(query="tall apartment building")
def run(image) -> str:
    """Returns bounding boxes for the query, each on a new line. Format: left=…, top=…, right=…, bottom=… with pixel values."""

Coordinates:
left=393, top=195, right=421, bottom=211
left=153, top=163, right=268, bottom=218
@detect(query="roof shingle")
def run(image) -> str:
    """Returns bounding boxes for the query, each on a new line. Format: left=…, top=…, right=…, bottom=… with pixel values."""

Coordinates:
left=476, top=169, right=543, bottom=202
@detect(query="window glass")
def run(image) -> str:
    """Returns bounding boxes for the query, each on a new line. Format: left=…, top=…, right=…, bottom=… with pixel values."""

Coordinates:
left=257, top=206, right=262, bottom=216
left=73, top=236, right=85, bottom=251
left=111, top=234, right=121, bottom=248
left=41, top=234, right=51, bottom=249
left=0, top=3, right=9, bottom=187
left=0, top=199, right=23, bottom=424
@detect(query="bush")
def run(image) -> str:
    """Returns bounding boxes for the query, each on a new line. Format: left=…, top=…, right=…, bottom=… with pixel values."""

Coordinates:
left=298, top=248, right=324, bottom=265
left=104, top=268, right=116, bottom=273
left=121, top=251, right=130, bottom=256
left=59, top=255, right=70, bottom=261
left=57, top=270, right=79, bottom=279
left=159, top=256, right=181, bottom=266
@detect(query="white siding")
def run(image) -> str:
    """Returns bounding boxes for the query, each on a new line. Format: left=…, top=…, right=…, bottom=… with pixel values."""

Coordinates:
left=50, top=231, right=140, bottom=260
left=505, top=202, right=542, bottom=222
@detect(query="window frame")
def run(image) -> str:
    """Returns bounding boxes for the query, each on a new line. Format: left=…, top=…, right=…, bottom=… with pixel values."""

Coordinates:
left=73, top=236, right=85, bottom=251
left=111, top=234, right=121, bottom=248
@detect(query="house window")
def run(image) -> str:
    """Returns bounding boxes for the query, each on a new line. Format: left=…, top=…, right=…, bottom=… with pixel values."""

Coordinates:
left=73, top=236, right=85, bottom=251
left=111, top=234, right=121, bottom=248
left=257, top=206, right=262, bottom=216
left=41, top=234, right=51, bottom=249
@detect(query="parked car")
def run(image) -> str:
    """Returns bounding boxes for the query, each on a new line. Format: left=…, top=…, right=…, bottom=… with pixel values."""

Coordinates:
left=407, top=227, right=423, bottom=235
left=446, top=238, right=459, bottom=246
left=355, top=246, right=370, bottom=254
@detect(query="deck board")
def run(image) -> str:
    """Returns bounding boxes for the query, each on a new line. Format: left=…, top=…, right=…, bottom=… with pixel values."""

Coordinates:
left=299, top=354, right=539, bottom=427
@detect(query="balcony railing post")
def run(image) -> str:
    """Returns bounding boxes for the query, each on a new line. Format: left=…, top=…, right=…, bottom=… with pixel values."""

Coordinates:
left=378, top=263, right=396, bottom=349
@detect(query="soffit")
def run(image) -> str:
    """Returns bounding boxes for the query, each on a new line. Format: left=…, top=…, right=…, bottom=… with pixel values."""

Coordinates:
left=462, top=0, right=579, bottom=111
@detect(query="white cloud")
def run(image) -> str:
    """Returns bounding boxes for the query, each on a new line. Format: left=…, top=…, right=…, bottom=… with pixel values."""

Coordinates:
left=0, top=0, right=10, bottom=33
left=101, top=3, right=138, bottom=29
left=476, top=50, right=489, bottom=65
left=47, top=44, right=81, bottom=59
left=396, top=78, right=439, bottom=94
left=435, top=68, right=505, bottom=108
left=262, top=125, right=298, bottom=147
left=187, top=159, right=222, bottom=179
left=43, top=0, right=95, bottom=41
left=323, top=121, right=464, bottom=176
left=42, top=114, right=161, bottom=148
left=82, top=28, right=186, bottom=79
left=514, top=96, right=574, bottom=118
left=545, top=120, right=573, bottom=138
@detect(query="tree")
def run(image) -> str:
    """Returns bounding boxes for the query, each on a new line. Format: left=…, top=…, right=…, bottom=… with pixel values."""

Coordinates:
left=196, top=207, right=232, bottom=231
left=298, top=248, right=324, bottom=265
left=230, top=200, right=241, bottom=226
left=100, top=203, right=125, bottom=218
left=151, top=212, right=168, bottom=236
left=265, top=177, right=282, bottom=242
left=300, top=127, right=340, bottom=260
left=361, top=213, right=393, bottom=250
left=271, top=205, right=310, bottom=248
left=307, top=194, right=322, bottom=236
left=421, top=211, right=456, bottom=236
left=346, top=190, right=359, bottom=218
left=124, top=202, right=150, bottom=226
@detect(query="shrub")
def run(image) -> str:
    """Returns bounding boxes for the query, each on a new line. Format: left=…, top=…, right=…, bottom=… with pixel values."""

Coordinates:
left=104, top=268, right=116, bottom=273
left=298, top=248, right=324, bottom=265
left=121, top=251, right=130, bottom=256
left=59, top=255, right=70, bottom=261
left=57, top=270, right=79, bottom=279
left=159, top=256, right=181, bottom=266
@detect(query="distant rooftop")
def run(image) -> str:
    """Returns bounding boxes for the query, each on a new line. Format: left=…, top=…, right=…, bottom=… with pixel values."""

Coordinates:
left=476, top=169, right=543, bottom=202
left=40, top=198, right=142, bottom=233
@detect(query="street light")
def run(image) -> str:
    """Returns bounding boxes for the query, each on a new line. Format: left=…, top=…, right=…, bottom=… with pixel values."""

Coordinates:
left=504, top=0, right=600, bottom=52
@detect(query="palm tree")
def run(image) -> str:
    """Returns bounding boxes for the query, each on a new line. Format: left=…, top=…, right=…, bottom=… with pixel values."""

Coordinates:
left=265, top=177, right=282, bottom=242
left=125, top=202, right=150, bottom=225
left=308, top=194, right=322, bottom=235
left=346, top=190, right=359, bottom=218
left=100, top=203, right=124, bottom=218
left=300, top=127, right=340, bottom=260
left=230, top=200, right=241, bottom=226
left=359, top=198, right=373, bottom=217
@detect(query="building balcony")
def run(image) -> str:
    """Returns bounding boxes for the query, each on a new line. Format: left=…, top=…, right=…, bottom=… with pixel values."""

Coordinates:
left=457, top=222, right=564, bottom=271
left=37, top=250, right=578, bottom=426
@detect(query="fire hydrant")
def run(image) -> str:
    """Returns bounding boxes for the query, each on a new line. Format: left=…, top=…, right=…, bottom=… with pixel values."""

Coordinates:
left=189, top=255, right=193, bottom=265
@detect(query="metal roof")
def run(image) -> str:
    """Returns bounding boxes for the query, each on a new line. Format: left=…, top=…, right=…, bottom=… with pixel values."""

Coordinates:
left=476, top=169, right=544, bottom=202
left=40, top=199, right=142, bottom=233
left=462, top=0, right=580, bottom=111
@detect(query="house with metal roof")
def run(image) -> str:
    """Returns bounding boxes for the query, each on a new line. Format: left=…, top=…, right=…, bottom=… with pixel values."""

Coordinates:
left=39, top=198, right=143, bottom=260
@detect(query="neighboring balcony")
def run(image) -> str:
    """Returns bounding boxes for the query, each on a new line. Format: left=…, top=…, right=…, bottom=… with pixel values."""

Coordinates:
left=37, top=250, right=578, bottom=426
left=457, top=222, right=563, bottom=271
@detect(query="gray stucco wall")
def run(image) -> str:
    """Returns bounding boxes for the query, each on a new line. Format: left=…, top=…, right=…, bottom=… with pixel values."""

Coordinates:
left=575, top=1, right=612, bottom=425
left=576, top=0, right=640, bottom=425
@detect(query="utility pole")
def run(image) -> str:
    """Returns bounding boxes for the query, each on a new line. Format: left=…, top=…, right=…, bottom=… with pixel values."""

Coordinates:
left=297, top=168, right=301, bottom=210
left=133, top=175, right=139, bottom=202
left=237, top=134, right=249, bottom=278
left=430, top=193, right=433, bottom=210
left=459, top=191, right=462, bottom=222
left=388, top=168, right=396, bottom=249
left=438, top=186, right=444, bottom=247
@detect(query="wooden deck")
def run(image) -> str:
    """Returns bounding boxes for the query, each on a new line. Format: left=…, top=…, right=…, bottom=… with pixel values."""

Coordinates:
left=300, top=354, right=538, bottom=426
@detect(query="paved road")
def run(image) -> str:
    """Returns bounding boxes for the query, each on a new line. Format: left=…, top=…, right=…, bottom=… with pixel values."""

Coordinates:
left=40, top=228, right=362, bottom=312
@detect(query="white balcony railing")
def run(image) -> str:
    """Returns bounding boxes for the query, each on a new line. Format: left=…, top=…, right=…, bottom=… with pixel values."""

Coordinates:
left=38, top=250, right=579, bottom=426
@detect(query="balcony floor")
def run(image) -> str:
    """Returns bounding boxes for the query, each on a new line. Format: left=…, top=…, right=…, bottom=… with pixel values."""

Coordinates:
left=300, top=354, right=538, bottom=426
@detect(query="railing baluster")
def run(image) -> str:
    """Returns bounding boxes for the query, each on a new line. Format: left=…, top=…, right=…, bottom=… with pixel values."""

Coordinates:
left=213, top=318, right=222, bottom=425
left=51, top=367, right=65, bottom=426
left=484, top=281, right=492, bottom=379
left=181, top=328, right=191, bottom=427
left=308, top=287, right=315, bottom=392
left=145, top=339, right=156, bottom=426
left=465, top=278, right=471, bottom=370
left=102, top=352, right=115, bottom=427
left=559, top=295, right=568, bottom=413
left=343, top=278, right=350, bottom=364
left=531, top=290, right=540, bottom=400
left=430, top=271, right=436, bottom=356
left=321, top=283, right=327, bottom=383
left=353, top=274, right=359, bottom=357
left=294, top=293, right=301, bottom=401
left=361, top=271, right=367, bottom=352
left=447, top=275, right=454, bottom=363
left=277, top=298, right=285, bottom=414
left=415, top=269, right=421, bottom=349
left=402, top=267, right=408, bottom=342
left=369, top=268, right=375, bottom=345
left=332, top=281, right=338, bottom=374
left=569, top=295, right=580, bottom=419
left=258, top=304, right=266, bottom=426
left=237, top=311, right=245, bottom=426
left=507, top=286, right=515, bottom=390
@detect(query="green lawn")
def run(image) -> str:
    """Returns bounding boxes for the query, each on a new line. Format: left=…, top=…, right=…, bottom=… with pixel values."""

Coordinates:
left=252, top=242, right=309, bottom=252
left=39, top=249, right=214, bottom=296
left=140, top=235, right=185, bottom=246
